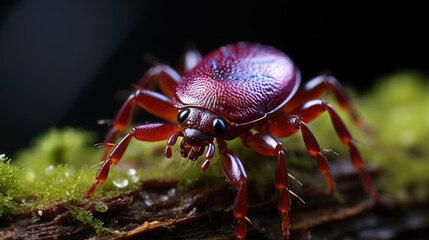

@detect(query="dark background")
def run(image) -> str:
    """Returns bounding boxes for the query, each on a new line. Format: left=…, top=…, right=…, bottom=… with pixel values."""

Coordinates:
left=0, top=1, right=427, bottom=156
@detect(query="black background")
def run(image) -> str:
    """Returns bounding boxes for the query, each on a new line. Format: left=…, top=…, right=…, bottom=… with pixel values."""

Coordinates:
left=0, top=1, right=427, bottom=156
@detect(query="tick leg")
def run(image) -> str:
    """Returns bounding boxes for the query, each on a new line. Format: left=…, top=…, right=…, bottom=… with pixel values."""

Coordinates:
left=102, top=89, right=178, bottom=159
left=269, top=114, right=337, bottom=197
left=217, top=139, right=248, bottom=240
left=86, top=123, right=179, bottom=198
left=176, top=46, right=202, bottom=75
left=286, top=75, right=362, bottom=126
left=301, top=119, right=336, bottom=196
left=241, top=132, right=291, bottom=238
left=136, top=64, right=181, bottom=99
left=201, top=142, right=215, bottom=172
left=101, top=65, right=181, bottom=157
left=289, top=99, right=378, bottom=199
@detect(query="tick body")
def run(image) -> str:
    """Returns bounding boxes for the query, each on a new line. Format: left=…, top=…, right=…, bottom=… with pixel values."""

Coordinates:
left=87, top=43, right=377, bottom=239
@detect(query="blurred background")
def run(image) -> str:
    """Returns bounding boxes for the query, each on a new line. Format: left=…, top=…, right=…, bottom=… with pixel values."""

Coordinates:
left=0, top=1, right=428, bottom=156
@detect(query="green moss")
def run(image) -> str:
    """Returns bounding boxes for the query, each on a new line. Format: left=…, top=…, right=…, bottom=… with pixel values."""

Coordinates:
left=0, top=128, right=151, bottom=230
left=33, top=166, right=90, bottom=203
left=69, top=206, right=112, bottom=233
left=16, top=128, right=101, bottom=173
left=10, top=128, right=101, bottom=203
left=0, top=130, right=100, bottom=228
left=0, top=154, right=22, bottom=217
left=361, top=72, right=429, bottom=200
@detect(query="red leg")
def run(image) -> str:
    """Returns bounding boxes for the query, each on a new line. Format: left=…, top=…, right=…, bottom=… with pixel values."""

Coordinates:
left=240, top=132, right=291, bottom=238
left=286, top=75, right=362, bottom=126
left=102, top=89, right=178, bottom=159
left=101, top=65, right=181, bottom=158
left=217, top=139, right=248, bottom=240
left=200, top=142, right=215, bottom=172
left=86, top=123, right=179, bottom=198
left=136, top=64, right=181, bottom=99
left=176, top=47, right=202, bottom=75
left=289, top=99, right=378, bottom=199
left=269, top=114, right=336, bottom=196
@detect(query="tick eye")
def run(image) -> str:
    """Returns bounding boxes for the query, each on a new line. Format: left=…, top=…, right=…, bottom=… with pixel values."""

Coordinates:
left=177, top=109, right=190, bottom=123
left=213, top=118, right=226, bottom=136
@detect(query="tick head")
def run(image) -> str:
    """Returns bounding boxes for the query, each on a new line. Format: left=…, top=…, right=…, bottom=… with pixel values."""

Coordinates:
left=176, top=108, right=227, bottom=160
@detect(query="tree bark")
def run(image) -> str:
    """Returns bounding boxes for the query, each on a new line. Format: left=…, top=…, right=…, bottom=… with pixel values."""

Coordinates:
left=1, top=161, right=428, bottom=240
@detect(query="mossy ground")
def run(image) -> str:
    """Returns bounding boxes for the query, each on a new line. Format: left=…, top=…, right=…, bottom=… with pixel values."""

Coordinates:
left=1, top=71, right=428, bottom=232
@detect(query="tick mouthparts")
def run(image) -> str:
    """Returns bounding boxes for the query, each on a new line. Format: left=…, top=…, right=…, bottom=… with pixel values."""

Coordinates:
left=180, top=139, right=207, bottom=161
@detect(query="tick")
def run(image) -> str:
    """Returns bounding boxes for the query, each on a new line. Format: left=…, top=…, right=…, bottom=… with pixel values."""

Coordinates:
left=86, top=42, right=377, bottom=239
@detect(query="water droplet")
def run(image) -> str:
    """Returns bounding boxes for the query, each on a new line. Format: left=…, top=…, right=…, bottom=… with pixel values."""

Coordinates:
left=144, top=199, right=153, bottom=206
left=113, top=178, right=129, bottom=188
left=159, top=195, right=169, bottom=201
left=141, top=191, right=150, bottom=199
left=26, top=171, right=36, bottom=182
left=130, top=175, right=139, bottom=183
left=167, top=188, right=176, bottom=197
left=44, top=165, right=54, bottom=174
left=186, top=207, right=197, bottom=217
left=127, top=168, right=137, bottom=176
left=94, top=201, right=109, bottom=213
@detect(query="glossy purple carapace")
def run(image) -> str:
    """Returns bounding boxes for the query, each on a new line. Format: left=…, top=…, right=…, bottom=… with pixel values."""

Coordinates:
left=175, top=43, right=300, bottom=125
